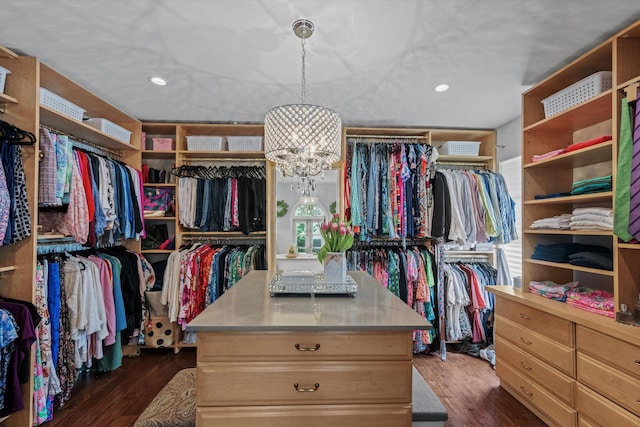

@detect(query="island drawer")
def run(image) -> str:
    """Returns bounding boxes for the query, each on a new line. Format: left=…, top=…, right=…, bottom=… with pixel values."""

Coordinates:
left=197, top=331, right=413, bottom=361
left=197, top=360, right=412, bottom=406
left=197, top=403, right=412, bottom=426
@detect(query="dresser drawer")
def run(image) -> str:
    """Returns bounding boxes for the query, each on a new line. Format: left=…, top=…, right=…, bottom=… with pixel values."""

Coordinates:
left=496, top=338, right=574, bottom=405
left=197, top=361, right=412, bottom=406
left=497, top=297, right=574, bottom=346
left=577, top=352, right=640, bottom=417
left=576, top=382, right=640, bottom=427
left=577, top=413, right=599, bottom=427
left=197, top=331, right=413, bottom=362
left=497, top=361, right=576, bottom=427
left=576, top=325, right=640, bottom=380
left=197, top=404, right=412, bottom=427
left=495, top=314, right=575, bottom=376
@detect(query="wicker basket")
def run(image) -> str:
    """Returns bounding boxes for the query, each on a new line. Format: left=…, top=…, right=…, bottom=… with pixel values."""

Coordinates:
left=40, top=88, right=86, bottom=122
left=541, top=71, right=612, bottom=118
left=439, top=141, right=481, bottom=156
left=186, top=136, right=226, bottom=151
left=85, top=118, right=132, bottom=144
left=227, top=136, right=263, bottom=152
left=0, top=65, right=10, bottom=94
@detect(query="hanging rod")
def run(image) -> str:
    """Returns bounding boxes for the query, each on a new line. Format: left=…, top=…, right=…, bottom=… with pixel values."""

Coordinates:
left=182, top=159, right=265, bottom=166
left=181, top=235, right=266, bottom=246
left=435, top=162, right=489, bottom=170
left=40, top=124, right=123, bottom=159
left=347, top=134, right=428, bottom=140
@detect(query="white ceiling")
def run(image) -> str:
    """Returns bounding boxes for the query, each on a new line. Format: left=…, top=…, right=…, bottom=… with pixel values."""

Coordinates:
left=1, top=0, right=639, bottom=130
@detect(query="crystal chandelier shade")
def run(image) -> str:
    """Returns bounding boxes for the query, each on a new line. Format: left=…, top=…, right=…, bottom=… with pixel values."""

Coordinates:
left=264, top=19, right=342, bottom=180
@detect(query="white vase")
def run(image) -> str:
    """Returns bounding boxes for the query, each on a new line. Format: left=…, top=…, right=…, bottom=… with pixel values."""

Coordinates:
left=323, top=252, right=347, bottom=283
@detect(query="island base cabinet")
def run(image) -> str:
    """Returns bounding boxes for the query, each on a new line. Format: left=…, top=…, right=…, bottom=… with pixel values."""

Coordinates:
left=197, top=404, right=412, bottom=427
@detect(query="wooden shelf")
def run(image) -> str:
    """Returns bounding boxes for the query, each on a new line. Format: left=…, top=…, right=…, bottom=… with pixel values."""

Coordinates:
left=523, top=90, right=612, bottom=133
left=178, top=150, right=265, bottom=159
left=143, top=183, right=176, bottom=187
left=141, top=150, right=176, bottom=160
left=0, top=265, right=17, bottom=274
left=525, top=259, right=615, bottom=276
left=0, top=45, right=18, bottom=59
left=524, top=192, right=613, bottom=206
left=523, top=141, right=613, bottom=170
left=40, top=106, right=139, bottom=152
left=524, top=229, right=613, bottom=236
left=436, top=155, right=493, bottom=164
left=618, top=243, right=640, bottom=250
left=144, top=216, right=176, bottom=221
left=0, top=92, right=18, bottom=104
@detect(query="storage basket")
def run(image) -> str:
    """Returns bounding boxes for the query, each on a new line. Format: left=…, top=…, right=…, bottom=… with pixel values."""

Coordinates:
left=0, top=65, right=10, bottom=94
left=227, top=136, right=263, bottom=152
left=40, top=88, right=86, bottom=122
left=439, top=141, right=481, bottom=156
left=152, top=137, right=174, bottom=150
left=541, top=71, right=612, bottom=118
left=85, top=118, right=132, bottom=144
left=186, top=135, right=226, bottom=151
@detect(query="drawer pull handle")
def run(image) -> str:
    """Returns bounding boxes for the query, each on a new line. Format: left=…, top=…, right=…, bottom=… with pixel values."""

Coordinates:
left=519, top=313, right=531, bottom=320
left=519, top=386, right=533, bottom=397
left=294, top=383, right=320, bottom=392
left=635, top=360, right=640, bottom=365
left=520, top=361, right=532, bottom=371
left=520, top=337, right=532, bottom=345
left=295, top=343, right=320, bottom=352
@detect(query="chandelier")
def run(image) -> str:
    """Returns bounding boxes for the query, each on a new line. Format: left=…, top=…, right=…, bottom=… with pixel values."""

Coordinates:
left=264, top=19, right=342, bottom=184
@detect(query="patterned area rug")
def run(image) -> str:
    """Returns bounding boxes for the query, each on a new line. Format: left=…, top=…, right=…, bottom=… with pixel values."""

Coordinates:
left=133, top=368, right=196, bottom=427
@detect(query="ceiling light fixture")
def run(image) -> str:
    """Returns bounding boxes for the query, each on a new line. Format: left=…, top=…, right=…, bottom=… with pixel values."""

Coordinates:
left=264, top=19, right=342, bottom=188
left=149, top=76, right=168, bottom=86
left=434, top=83, right=449, bottom=92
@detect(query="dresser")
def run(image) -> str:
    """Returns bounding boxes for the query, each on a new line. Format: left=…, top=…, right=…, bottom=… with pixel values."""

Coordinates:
left=489, top=286, right=640, bottom=427
left=186, top=271, right=431, bottom=427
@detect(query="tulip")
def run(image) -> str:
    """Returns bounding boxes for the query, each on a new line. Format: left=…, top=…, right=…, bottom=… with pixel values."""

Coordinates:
left=339, top=226, right=347, bottom=236
left=321, top=222, right=329, bottom=232
left=331, top=222, right=339, bottom=232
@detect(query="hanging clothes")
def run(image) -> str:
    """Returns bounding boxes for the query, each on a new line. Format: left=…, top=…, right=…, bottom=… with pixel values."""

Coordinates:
left=38, top=128, right=144, bottom=245
left=174, top=165, right=266, bottom=235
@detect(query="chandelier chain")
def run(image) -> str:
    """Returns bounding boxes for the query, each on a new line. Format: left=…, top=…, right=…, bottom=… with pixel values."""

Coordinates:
left=301, top=33, right=306, bottom=105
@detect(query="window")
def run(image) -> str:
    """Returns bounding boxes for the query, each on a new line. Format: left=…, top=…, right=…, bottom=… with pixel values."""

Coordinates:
left=292, top=202, right=326, bottom=254
left=499, top=156, right=522, bottom=279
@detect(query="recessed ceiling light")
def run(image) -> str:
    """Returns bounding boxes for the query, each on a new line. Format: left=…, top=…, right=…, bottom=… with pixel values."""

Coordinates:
left=149, top=76, right=168, bottom=86
left=434, top=83, right=449, bottom=92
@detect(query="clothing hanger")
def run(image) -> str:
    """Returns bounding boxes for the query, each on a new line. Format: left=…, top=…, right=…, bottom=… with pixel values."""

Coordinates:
left=0, top=119, right=36, bottom=145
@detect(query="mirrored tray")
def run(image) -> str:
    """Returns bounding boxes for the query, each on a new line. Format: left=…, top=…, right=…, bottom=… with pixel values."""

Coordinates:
left=269, top=272, right=358, bottom=297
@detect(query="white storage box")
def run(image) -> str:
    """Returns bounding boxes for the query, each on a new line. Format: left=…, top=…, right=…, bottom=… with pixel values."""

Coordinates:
left=0, top=65, right=10, bottom=94
left=541, top=71, right=612, bottom=118
left=227, top=136, right=263, bottom=152
left=85, top=118, right=132, bottom=144
left=40, top=88, right=86, bottom=122
left=186, top=135, right=226, bottom=151
left=439, top=141, right=481, bottom=156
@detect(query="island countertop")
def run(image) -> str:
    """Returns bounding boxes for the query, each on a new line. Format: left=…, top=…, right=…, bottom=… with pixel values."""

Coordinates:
left=186, top=270, right=432, bottom=332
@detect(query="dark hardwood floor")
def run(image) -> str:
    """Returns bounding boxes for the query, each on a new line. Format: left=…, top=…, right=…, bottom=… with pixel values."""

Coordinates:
left=42, top=346, right=545, bottom=427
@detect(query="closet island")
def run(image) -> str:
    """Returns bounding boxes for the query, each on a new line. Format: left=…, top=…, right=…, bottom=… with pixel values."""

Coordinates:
left=187, top=270, right=431, bottom=427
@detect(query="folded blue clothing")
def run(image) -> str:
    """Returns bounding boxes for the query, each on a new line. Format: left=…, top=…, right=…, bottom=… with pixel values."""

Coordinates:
left=568, top=251, right=613, bottom=271
left=531, top=243, right=610, bottom=263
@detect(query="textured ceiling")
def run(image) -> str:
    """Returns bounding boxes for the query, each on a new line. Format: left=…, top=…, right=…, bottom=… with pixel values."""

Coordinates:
left=1, top=0, right=639, bottom=130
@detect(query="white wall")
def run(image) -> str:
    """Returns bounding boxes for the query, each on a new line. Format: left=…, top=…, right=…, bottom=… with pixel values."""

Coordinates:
left=497, top=116, right=522, bottom=161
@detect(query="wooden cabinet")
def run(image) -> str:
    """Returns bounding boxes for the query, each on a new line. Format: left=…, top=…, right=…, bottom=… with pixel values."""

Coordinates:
left=196, top=330, right=414, bottom=426
left=489, top=18, right=640, bottom=427
left=0, top=49, right=141, bottom=427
